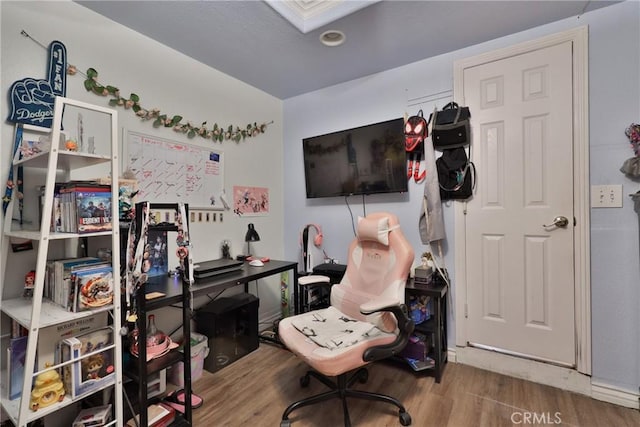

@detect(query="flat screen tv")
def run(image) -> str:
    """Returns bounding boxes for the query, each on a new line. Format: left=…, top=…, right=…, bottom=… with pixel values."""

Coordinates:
left=303, top=118, right=408, bottom=199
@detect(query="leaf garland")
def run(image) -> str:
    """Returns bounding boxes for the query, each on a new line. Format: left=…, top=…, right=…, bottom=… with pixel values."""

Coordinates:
left=80, top=67, right=270, bottom=142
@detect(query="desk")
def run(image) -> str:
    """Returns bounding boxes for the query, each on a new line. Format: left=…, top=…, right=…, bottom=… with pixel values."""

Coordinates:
left=142, top=259, right=299, bottom=311
left=129, top=259, right=297, bottom=425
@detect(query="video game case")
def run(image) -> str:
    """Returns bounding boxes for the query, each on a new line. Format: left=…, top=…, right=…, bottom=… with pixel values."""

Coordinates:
left=71, top=265, right=114, bottom=312
left=73, top=185, right=112, bottom=234
left=51, top=257, right=102, bottom=309
left=58, top=184, right=111, bottom=233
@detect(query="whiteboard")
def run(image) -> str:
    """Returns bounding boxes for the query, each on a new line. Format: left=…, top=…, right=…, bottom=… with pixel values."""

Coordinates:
left=125, top=130, right=224, bottom=207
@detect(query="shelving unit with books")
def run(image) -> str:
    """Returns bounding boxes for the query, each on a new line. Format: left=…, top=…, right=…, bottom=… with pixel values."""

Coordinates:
left=403, top=278, right=448, bottom=383
left=0, top=97, right=123, bottom=427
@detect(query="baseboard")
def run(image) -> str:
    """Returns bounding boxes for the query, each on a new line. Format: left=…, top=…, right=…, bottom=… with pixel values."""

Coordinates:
left=259, top=310, right=282, bottom=332
left=454, top=346, right=592, bottom=396
left=452, top=346, right=640, bottom=410
left=591, top=382, right=640, bottom=409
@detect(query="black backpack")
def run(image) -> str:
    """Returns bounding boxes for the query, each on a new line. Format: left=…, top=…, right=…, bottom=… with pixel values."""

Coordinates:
left=436, top=146, right=476, bottom=201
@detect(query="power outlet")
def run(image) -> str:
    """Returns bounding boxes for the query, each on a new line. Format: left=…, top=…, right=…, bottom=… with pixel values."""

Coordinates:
left=591, top=184, right=623, bottom=208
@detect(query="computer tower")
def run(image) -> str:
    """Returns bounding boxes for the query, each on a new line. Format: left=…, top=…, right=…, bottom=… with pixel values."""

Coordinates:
left=195, top=293, right=259, bottom=373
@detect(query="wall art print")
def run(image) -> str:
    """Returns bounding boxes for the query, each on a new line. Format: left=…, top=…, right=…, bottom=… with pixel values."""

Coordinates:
left=233, top=186, right=269, bottom=216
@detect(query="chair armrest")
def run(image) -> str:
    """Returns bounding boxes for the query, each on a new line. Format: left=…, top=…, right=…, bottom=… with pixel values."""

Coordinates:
left=360, top=303, right=415, bottom=362
left=360, top=298, right=398, bottom=313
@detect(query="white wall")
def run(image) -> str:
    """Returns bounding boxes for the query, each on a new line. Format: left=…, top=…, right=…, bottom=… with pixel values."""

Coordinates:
left=0, top=1, right=285, bottom=338
left=283, top=1, right=640, bottom=393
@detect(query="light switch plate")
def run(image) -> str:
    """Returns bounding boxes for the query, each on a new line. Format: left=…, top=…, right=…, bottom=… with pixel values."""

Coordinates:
left=591, top=184, right=623, bottom=208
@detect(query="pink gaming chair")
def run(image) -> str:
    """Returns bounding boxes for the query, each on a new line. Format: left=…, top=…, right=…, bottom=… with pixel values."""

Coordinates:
left=278, top=212, right=415, bottom=427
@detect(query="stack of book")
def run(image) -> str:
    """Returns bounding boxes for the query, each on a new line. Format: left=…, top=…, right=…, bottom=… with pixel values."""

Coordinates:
left=49, top=182, right=112, bottom=234
left=44, top=257, right=113, bottom=312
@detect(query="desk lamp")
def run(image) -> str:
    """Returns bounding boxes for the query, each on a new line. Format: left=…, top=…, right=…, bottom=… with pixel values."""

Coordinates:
left=245, top=223, right=260, bottom=257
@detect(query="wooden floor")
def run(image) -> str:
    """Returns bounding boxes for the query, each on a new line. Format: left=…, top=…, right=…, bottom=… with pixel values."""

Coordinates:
left=190, top=342, right=640, bottom=427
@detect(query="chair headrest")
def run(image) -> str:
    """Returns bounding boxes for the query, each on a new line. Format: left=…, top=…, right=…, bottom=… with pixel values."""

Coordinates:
left=357, top=215, right=399, bottom=246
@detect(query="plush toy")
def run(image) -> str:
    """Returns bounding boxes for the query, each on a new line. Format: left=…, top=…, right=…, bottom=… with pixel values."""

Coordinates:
left=405, top=110, right=427, bottom=183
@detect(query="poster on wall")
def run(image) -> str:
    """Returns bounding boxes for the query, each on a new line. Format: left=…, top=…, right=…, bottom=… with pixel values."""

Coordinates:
left=125, top=130, right=224, bottom=207
left=233, top=186, right=269, bottom=216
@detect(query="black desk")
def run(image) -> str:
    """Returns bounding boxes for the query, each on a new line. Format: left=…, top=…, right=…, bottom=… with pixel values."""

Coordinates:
left=129, top=259, right=297, bottom=425
left=143, top=259, right=299, bottom=311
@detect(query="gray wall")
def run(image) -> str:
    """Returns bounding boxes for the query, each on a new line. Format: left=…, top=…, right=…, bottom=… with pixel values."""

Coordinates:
left=283, top=1, right=640, bottom=392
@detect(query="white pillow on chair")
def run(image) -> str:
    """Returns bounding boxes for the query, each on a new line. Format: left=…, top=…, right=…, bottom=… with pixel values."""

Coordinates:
left=357, top=216, right=390, bottom=245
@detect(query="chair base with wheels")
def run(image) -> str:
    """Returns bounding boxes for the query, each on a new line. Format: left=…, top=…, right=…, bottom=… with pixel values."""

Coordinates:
left=280, top=367, right=412, bottom=427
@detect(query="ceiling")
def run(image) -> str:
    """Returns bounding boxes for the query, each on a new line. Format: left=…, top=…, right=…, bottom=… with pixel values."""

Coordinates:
left=76, top=1, right=619, bottom=100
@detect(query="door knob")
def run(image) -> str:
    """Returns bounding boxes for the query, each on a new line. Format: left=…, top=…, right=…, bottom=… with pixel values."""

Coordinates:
left=543, top=216, right=569, bottom=228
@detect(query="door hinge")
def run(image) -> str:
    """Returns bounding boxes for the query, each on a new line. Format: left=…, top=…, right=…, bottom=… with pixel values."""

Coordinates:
left=465, top=303, right=468, bottom=318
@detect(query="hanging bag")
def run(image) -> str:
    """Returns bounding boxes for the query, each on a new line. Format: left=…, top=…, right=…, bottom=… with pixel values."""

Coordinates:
left=430, top=102, right=471, bottom=150
left=436, top=146, right=476, bottom=201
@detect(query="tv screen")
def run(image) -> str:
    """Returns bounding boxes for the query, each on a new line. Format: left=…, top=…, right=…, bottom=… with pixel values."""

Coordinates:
left=303, top=118, right=408, bottom=199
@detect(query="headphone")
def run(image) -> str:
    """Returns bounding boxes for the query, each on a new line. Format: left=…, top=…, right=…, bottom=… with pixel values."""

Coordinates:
left=300, top=223, right=323, bottom=248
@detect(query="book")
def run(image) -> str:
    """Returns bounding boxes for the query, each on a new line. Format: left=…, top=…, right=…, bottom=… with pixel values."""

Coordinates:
left=72, top=265, right=114, bottom=312
left=406, top=356, right=435, bottom=371
left=8, top=335, right=28, bottom=400
left=52, top=257, right=102, bottom=309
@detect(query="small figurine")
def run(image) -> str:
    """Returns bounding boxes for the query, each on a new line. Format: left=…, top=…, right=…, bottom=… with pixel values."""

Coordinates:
left=118, top=187, right=138, bottom=220
left=83, top=354, right=104, bottom=380
left=30, top=368, right=65, bottom=411
left=24, top=270, right=36, bottom=297
left=65, top=139, right=78, bottom=151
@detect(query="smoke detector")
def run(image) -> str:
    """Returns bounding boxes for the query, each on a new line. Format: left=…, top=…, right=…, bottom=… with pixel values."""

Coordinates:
left=319, top=30, right=346, bottom=47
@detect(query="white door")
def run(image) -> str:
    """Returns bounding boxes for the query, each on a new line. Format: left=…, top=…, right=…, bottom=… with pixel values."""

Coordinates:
left=463, top=41, right=575, bottom=366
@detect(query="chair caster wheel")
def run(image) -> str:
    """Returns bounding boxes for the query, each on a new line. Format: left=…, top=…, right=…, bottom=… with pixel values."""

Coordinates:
left=300, top=374, right=310, bottom=387
left=280, top=420, right=291, bottom=427
left=399, top=410, right=412, bottom=426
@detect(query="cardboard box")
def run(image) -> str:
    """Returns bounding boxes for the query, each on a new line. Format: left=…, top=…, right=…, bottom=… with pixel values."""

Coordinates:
left=60, top=326, right=114, bottom=398
left=73, top=404, right=112, bottom=426
left=127, top=402, right=175, bottom=427
left=39, top=312, right=108, bottom=370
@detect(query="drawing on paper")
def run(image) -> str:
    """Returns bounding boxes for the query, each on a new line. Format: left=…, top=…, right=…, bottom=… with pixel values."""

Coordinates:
left=233, top=186, right=269, bottom=216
